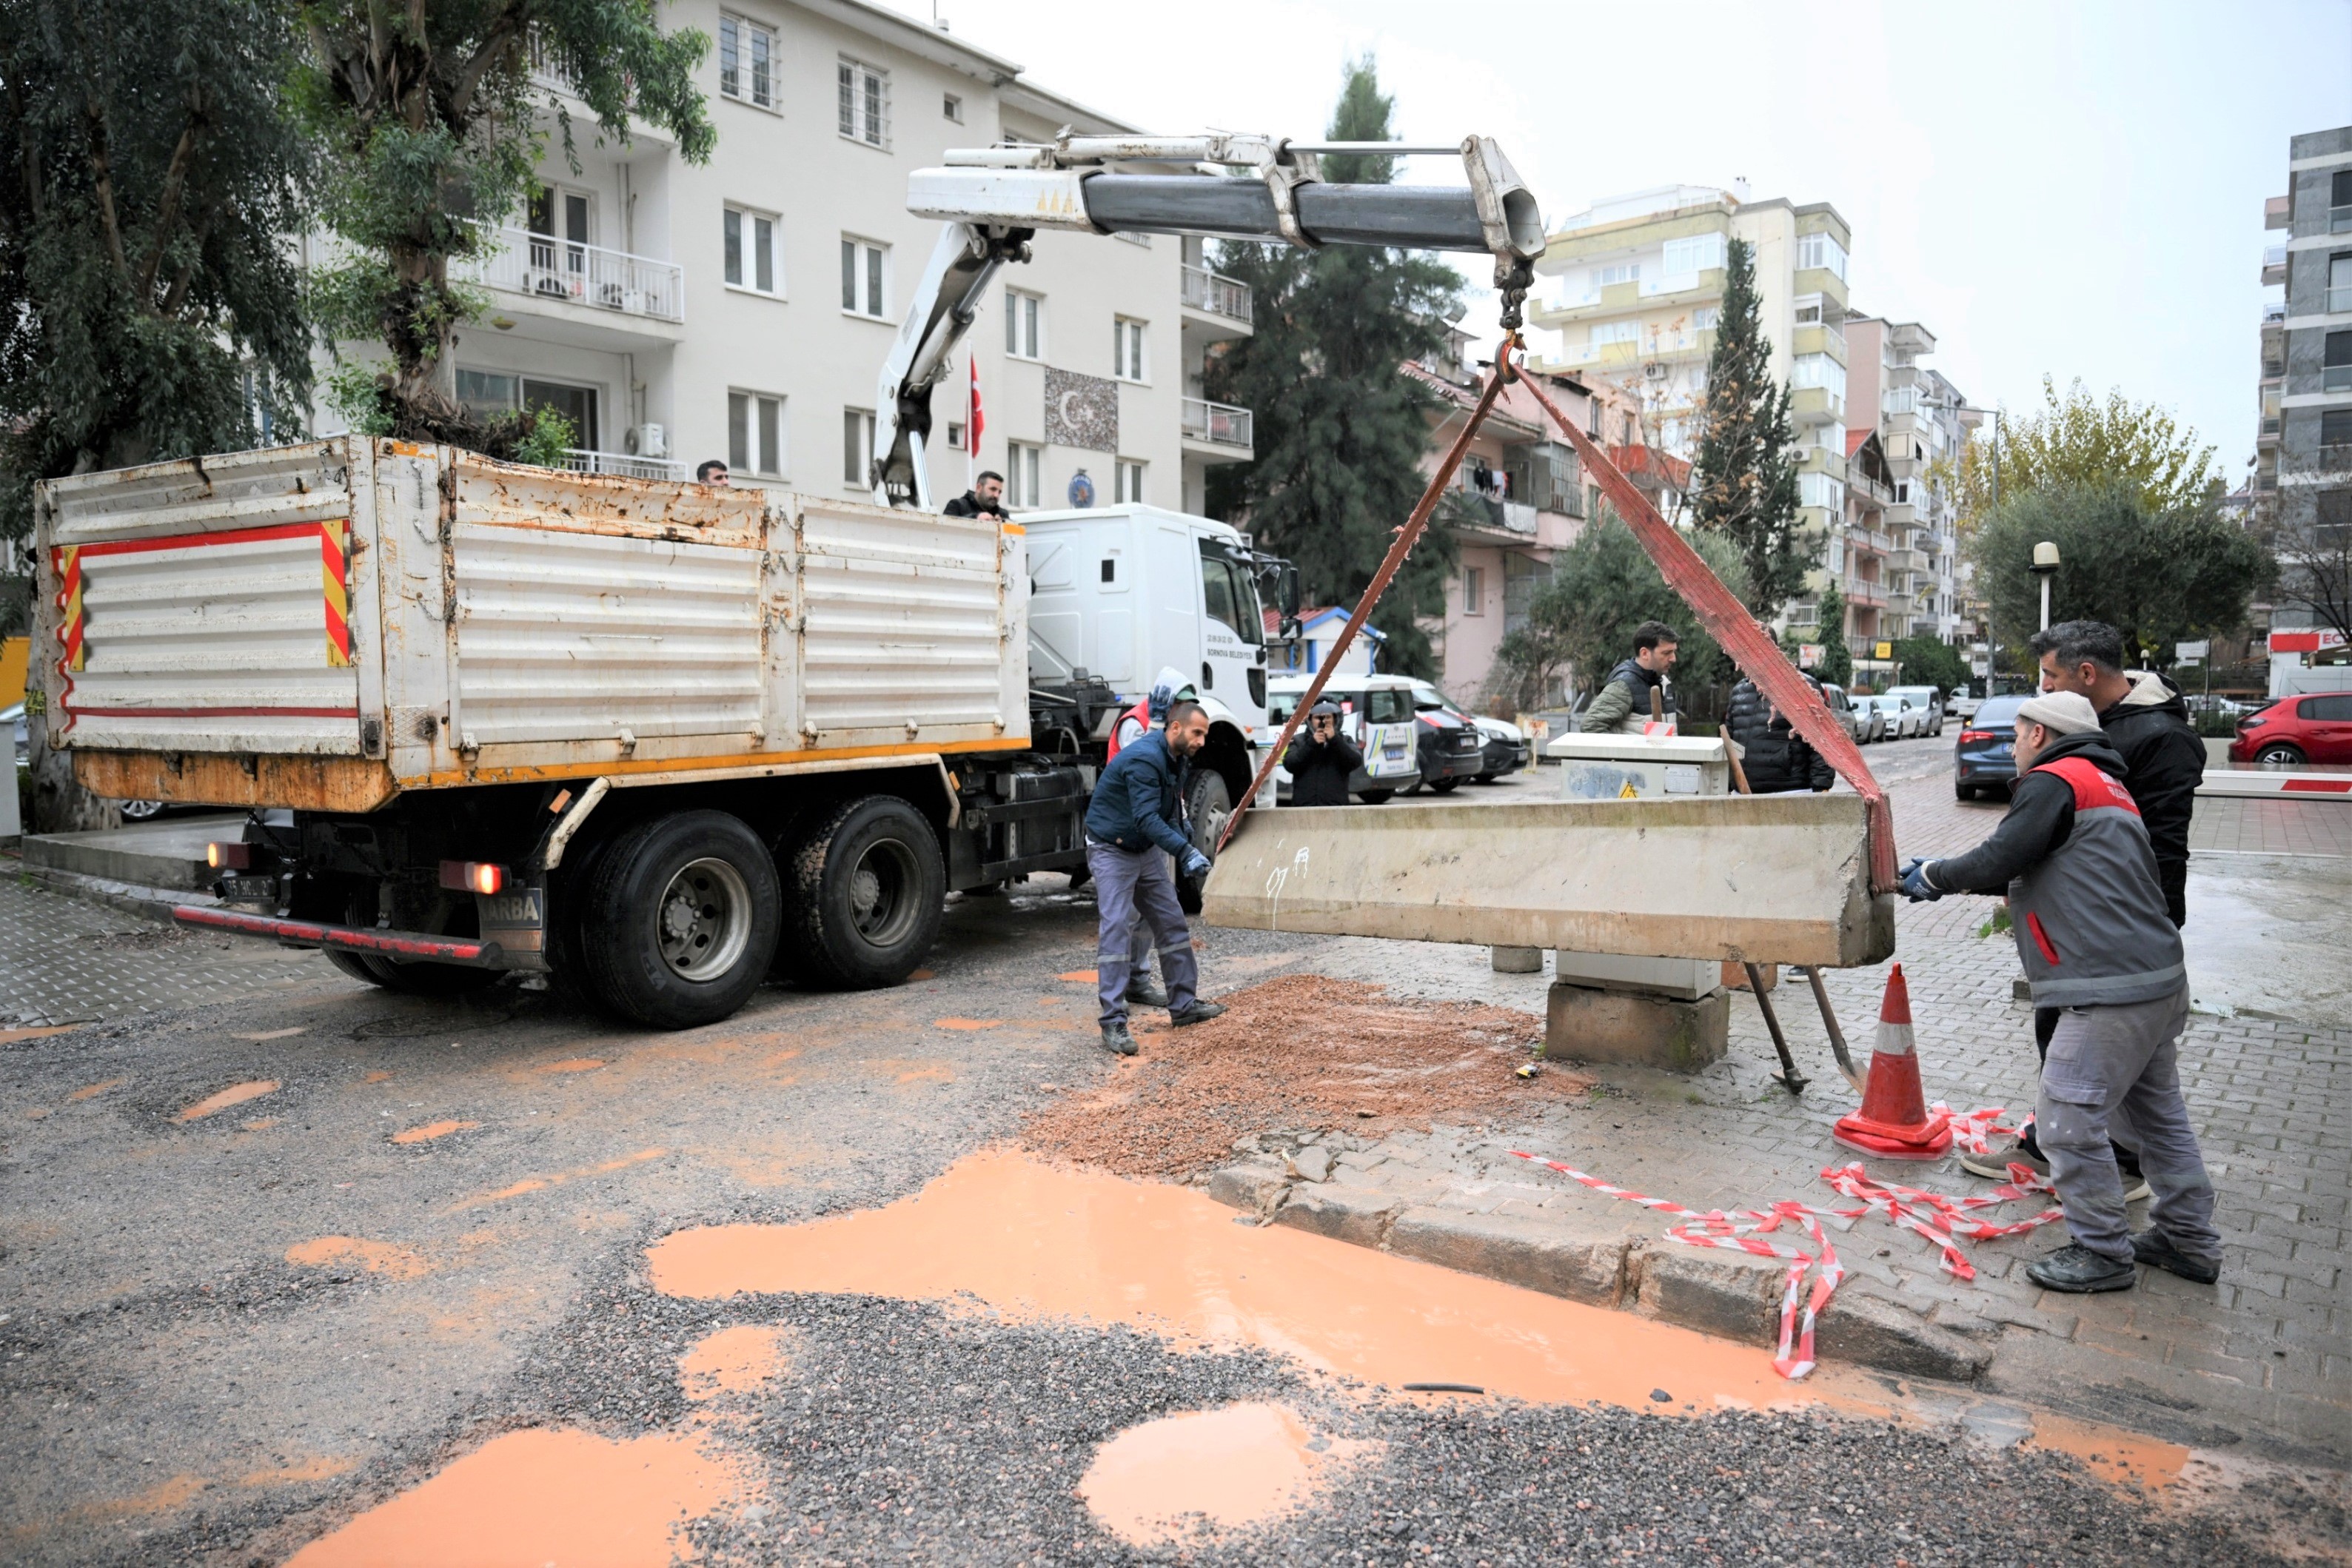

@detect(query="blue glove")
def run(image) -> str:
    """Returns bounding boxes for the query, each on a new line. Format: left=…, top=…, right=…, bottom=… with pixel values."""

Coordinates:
left=1181, top=847, right=1213, bottom=880
left=1899, top=857, right=1943, bottom=902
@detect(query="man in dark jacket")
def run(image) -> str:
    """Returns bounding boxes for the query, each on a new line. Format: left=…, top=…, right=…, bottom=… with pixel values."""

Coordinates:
left=1282, top=700, right=1361, bottom=807
left=943, top=470, right=1008, bottom=520
left=1725, top=676, right=1833, bottom=793
left=1083, top=700, right=1226, bottom=1054
left=1577, top=621, right=1678, bottom=732
left=1903, top=691, right=2221, bottom=1293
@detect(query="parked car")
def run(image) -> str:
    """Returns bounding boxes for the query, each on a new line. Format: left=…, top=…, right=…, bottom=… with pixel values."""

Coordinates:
left=1471, top=714, right=1531, bottom=780
left=2228, top=692, right=2352, bottom=765
left=1838, top=688, right=1887, bottom=743
left=1817, top=683, right=1866, bottom=744
left=1882, top=686, right=1946, bottom=737
left=4, top=701, right=24, bottom=767
left=1953, top=694, right=2030, bottom=799
left=1267, top=674, right=1425, bottom=803
left=1407, top=682, right=1493, bottom=793
left=1858, top=694, right=1926, bottom=740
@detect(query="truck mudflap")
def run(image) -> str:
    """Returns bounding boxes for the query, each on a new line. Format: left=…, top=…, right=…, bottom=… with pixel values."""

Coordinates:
left=173, top=906, right=508, bottom=968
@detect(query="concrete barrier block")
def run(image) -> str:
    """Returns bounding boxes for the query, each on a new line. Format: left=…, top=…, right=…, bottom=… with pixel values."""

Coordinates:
left=1635, top=1244, right=1784, bottom=1344
left=1815, top=1289, right=1991, bottom=1383
left=1491, top=945, right=1543, bottom=974
left=1271, top=1186, right=1401, bottom=1248
left=1387, top=1208, right=1628, bottom=1306
left=1545, top=982, right=1728, bottom=1073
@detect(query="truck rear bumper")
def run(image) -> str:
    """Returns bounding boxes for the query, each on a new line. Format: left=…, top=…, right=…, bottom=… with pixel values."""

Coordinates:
left=173, top=906, right=509, bottom=968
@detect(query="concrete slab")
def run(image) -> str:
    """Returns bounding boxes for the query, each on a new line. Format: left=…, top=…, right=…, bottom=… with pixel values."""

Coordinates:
left=1203, top=794, right=1896, bottom=968
left=19, top=813, right=240, bottom=891
left=1547, top=982, right=1728, bottom=1073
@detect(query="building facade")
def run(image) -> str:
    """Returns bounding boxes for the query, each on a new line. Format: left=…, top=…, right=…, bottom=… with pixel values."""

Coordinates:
left=312, top=0, right=1256, bottom=518
left=2268, top=124, right=2352, bottom=635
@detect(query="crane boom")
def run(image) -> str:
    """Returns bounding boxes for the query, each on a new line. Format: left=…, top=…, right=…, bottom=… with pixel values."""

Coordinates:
left=872, top=133, right=1543, bottom=508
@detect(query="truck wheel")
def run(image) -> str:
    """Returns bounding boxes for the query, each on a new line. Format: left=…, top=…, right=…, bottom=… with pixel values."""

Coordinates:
left=1176, top=769, right=1233, bottom=916
left=1356, top=788, right=1394, bottom=805
left=1429, top=778, right=1461, bottom=794
left=579, top=811, right=781, bottom=1028
left=783, top=795, right=944, bottom=989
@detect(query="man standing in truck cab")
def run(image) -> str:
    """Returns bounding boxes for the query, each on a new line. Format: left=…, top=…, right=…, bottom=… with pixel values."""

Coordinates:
left=944, top=470, right=1008, bottom=521
left=1085, top=699, right=1227, bottom=1055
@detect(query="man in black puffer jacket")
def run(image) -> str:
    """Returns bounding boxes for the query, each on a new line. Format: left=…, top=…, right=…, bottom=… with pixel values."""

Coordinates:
left=1725, top=676, right=1834, bottom=793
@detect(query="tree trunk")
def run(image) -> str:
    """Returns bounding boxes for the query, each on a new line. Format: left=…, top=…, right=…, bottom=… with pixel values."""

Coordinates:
left=27, top=708, right=121, bottom=834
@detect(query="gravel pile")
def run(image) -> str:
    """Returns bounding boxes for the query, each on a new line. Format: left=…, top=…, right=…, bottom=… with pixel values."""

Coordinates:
left=1022, top=975, right=1578, bottom=1178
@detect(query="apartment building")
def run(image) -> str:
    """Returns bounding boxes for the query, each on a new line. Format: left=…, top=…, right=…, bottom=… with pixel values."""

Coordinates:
left=2265, top=122, right=2352, bottom=620
left=316, top=0, right=1256, bottom=517
left=1526, top=185, right=1856, bottom=569
left=2253, top=188, right=2288, bottom=523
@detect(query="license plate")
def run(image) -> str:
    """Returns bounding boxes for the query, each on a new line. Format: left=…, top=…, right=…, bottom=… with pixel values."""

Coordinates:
left=1383, top=744, right=1406, bottom=760
left=221, top=874, right=276, bottom=903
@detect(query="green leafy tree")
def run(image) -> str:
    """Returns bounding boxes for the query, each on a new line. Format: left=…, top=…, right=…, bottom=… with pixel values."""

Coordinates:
left=1890, top=631, right=1968, bottom=694
left=1810, top=582, right=1851, bottom=686
left=1202, top=58, right=1461, bottom=677
left=1969, top=483, right=2271, bottom=669
left=1, top=0, right=317, bottom=825
left=1688, top=237, right=1803, bottom=618
left=1937, top=376, right=2218, bottom=532
left=296, top=0, right=714, bottom=444
left=1492, top=509, right=1749, bottom=711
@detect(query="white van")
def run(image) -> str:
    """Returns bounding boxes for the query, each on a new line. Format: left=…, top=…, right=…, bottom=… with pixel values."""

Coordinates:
left=1267, top=672, right=1424, bottom=803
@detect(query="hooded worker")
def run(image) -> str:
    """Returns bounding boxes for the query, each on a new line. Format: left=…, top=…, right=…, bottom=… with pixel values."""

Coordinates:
left=1100, top=666, right=1199, bottom=1012
left=1281, top=698, right=1361, bottom=806
left=1900, top=689, right=2221, bottom=1296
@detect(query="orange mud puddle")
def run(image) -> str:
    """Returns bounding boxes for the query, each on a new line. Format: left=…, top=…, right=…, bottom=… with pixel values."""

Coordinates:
left=679, top=1324, right=796, bottom=1400
left=2026, top=1410, right=2190, bottom=1489
left=648, top=1148, right=1832, bottom=1413
left=1058, top=969, right=1098, bottom=983
left=448, top=1147, right=666, bottom=1212
left=1079, top=1401, right=1372, bottom=1547
left=70, top=1077, right=127, bottom=1101
left=284, top=1427, right=751, bottom=1568
left=391, top=1119, right=479, bottom=1145
left=176, top=1080, right=279, bottom=1122
left=361, top=1070, right=395, bottom=1084
left=0, top=1024, right=83, bottom=1045
left=286, top=1236, right=433, bottom=1281
left=932, top=1018, right=1002, bottom=1031
left=536, top=1057, right=606, bottom=1074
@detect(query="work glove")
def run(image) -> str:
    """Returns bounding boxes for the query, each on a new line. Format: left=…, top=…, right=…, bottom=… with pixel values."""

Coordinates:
left=1180, top=847, right=1213, bottom=880
left=1899, top=857, right=1943, bottom=902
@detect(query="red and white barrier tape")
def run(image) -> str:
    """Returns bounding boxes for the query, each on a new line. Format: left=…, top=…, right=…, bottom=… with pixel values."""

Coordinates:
left=1512, top=1110, right=2063, bottom=1381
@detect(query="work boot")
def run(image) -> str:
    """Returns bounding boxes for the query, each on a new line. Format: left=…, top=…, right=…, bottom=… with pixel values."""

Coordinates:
left=1125, top=976, right=1170, bottom=1008
left=1960, top=1138, right=2049, bottom=1182
left=1168, top=1001, right=1227, bottom=1028
left=1099, top=1021, right=1139, bottom=1056
left=2132, top=1229, right=2221, bottom=1284
left=2026, top=1243, right=2137, bottom=1294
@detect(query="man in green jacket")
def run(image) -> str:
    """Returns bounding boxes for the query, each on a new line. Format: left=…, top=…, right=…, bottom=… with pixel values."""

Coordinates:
left=1578, top=621, right=1680, bottom=733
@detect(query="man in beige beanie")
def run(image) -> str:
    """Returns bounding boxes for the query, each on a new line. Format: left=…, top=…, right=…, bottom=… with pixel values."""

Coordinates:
left=1897, top=688, right=2222, bottom=1294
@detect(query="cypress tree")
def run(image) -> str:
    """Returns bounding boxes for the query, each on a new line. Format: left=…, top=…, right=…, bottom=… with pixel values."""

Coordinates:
left=1202, top=58, right=1462, bottom=677
left=1689, top=237, right=1805, bottom=620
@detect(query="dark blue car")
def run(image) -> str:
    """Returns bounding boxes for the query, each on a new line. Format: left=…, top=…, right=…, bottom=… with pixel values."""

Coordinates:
left=1953, top=694, right=2028, bottom=800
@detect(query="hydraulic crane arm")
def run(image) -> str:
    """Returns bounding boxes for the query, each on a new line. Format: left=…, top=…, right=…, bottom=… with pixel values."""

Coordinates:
left=871, top=133, right=1544, bottom=509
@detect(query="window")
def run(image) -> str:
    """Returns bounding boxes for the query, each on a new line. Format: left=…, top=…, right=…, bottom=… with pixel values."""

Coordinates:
left=837, top=57, right=889, bottom=147
left=1795, top=229, right=1849, bottom=281
left=842, top=408, right=874, bottom=487
left=2306, top=694, right=2352, bottom=722
left=724, top=207, right=779, bottom=295
left=1693, top=305, right=1720, bottom=331
left=2331, top=252, right=2352, bottom=313
left=2328, top=330, right=2352, bottom=392
left=457, top=368, right=520, bottom=421
left=1197, top=540, right=1264, bottom=645
left=1792, top=353, right=1847, bottom=398
left=1661, top=233, right=1723, bottom=277
left=942, top=92, right=962, bottom=122
left=1798, top=472, right=1845, bottom=512
left=1116, top=460, right=1145, bottom=504
left=1593, top=261, right=1640, bottom=289
left=1590, top=319, right=1639, bottom=346
left=729, top=392, right=784, bottom=477
left=2322, top=409, right=2352, bottom=447
left=840, top=237, right=887, bottom=317
left=946, top=422, right=966, bottom=452
left=1463, top=566, right=1485, bottom=615
left=1005, top=442, right=1042, bottom=508
left=1786, top=600, right=1819, bottom=627
left=1005, top=288, right=1042, bottom=359
left=1112, top=317, right=1147, bottom=382
left=2334, top=170, right=2352, bottom=232
left=718, top=15, right=774, bottom=110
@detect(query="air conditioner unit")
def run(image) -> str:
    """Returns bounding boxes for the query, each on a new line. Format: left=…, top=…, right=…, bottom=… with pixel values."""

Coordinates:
left=1643, top=361, right=1667, bottom=381
left=625, top=423, right=668, bottom=459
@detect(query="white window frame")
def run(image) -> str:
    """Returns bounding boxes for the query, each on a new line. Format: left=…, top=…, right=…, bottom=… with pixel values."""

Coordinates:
left=842, top=407, right=876, bottom=489
left=717, top=14, right=777, bottom=112
left=1463, top=566, right=1486, bottom=616
left=1113, top=316, right=1148, bottom=383
left=942, top=91, right=962, bottom=123
left=837, top=56, right=891, bottom=149
left=1116, top=460, right=1145, bottom=504
left=1594, top=261, right=1640, bottom=288
left=724, top=205, right=782, bottom=297
left=1792, top=353, right=1847, bottom=398
left=1005, top=287, right=1043, bottom=360
left=1660, top=232, right=1723, bottom=278
left=1795, top=229, right=1849, bottom=282
left=729, top=389, right=786, bottom=478
left=1589, top=319, right=1639, bottom=346
left=1006, top=441, right=1043, bottom=509
left=840, top=235, right=889, bottom=319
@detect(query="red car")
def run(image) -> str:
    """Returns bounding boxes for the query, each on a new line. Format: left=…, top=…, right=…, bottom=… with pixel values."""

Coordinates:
left=2228, top=692, right=2352, bottom=765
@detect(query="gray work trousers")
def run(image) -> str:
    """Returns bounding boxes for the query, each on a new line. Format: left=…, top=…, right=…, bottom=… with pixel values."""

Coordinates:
left=1087, top=841, right=1198, bottom=1026
left=2037, top=984, right=2221, bottom=1266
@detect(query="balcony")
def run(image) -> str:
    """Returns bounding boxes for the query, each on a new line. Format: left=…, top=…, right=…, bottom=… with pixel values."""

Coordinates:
left=2265, top=194, right=2290, bottom=230
left=561, top=449, right=686, bottom=482
left=2326, top=365, right=2352, bottom=393
left=2334, top=203, right=2352, bottom=234
left=1180, top=265, right=1252, bottom=323
left=1842, top=576, right=1887, bottom=609
left=2331, top=286, right=2352, bottom=315
left=2262, top=301, right=2285, bottom=328
left=458, top=227, right=686, bottom=345
left=1182, top=397, right=1253, bottom=458
left=1790, top=386, right=1843, bottom=426
left=2262, top=244, right=2286, bottom=286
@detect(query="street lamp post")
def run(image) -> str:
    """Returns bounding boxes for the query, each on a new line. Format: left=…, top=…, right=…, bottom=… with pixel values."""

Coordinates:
left=2031, top=540, right=2060, bottom=631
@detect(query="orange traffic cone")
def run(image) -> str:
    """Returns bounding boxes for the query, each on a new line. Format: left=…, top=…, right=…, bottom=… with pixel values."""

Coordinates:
left=1832, top=964, right=1953, bottom=1161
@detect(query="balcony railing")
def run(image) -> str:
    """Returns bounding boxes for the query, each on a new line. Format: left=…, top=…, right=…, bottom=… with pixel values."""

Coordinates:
left=460, top=226, right=685, bottom=323
left=2330, top=286, right=2352, bottom=315
left=2262, top=301, right=2286, bottom=326
left=2326, top=365, right=2352, bottom=393
left=1180, top=265, right=1253, bottom=321
left=2333, top=203, right=2352, bottom=234
left=561, top=449, right=686, bottom=481
left=1182, top=397, right=1253, bottom=451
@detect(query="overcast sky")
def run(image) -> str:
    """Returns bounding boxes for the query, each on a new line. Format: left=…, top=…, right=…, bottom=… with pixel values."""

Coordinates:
left=914, top=0, right=2351, bottom=493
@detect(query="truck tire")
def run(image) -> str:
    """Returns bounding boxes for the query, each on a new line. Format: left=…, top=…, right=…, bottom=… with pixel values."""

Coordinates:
left=1176, top=769, right=1233, bottom=915
left=782, top=795, right=944, bottom=989
left=578, top=810, right=781, bottom=1028
left=1356, top=788, right=1394, bottom=805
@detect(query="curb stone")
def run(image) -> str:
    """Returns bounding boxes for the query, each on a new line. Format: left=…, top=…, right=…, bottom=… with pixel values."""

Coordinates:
left=1271, top=1186, right=1402, bottom=1247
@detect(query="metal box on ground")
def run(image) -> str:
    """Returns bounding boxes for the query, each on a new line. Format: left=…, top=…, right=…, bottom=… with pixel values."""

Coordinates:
left=1546, top=732, right=1731, bottom=801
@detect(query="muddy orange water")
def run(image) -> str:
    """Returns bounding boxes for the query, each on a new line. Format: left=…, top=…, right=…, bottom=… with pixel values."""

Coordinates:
left=175, top=1080, right=278, bottom=1122
left=284, top=1427, right=749, bottom=1568
left=390, top=1119, right=478, bottom=1145
left=285, top=1236, right=432, bottom=1281
left=1080, top=1401, right=1370, bottom=1547
left=649, top=1148, right=1826, bottom=1411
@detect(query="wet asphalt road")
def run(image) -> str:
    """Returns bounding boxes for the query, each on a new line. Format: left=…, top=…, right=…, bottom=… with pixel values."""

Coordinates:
left=2, top=761, right=2344, bottom=1564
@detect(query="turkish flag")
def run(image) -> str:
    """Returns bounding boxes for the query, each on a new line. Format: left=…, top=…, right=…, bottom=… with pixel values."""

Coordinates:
left=968, top=355, right=984, bottom=457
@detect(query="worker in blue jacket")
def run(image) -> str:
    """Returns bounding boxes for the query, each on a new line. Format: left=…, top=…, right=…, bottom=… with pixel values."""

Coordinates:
left=1082, top=698, right=1227, bottom=1054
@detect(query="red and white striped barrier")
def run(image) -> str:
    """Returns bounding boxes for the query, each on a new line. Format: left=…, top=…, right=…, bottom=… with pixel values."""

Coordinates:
left=1513, top=1109, right=2063, bottom=1381
left=2197, top=769, right=2352, bottom=800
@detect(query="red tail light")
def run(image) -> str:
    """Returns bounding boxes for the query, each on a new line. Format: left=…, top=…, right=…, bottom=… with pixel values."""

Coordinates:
left=1957, top=729, right=1994, bottom=743
left=438, top=860, right=506, bottom=896
left=207, top=841, right=252, bottom=870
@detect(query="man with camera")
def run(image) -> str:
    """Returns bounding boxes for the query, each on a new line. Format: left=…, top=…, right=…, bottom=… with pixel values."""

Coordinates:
left=1282, top=698, right=1362, bottom=807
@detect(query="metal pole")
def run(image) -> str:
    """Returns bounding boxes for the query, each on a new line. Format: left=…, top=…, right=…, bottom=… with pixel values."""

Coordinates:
left=2040, top=574, right=2051, bottom=632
